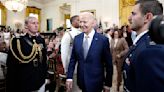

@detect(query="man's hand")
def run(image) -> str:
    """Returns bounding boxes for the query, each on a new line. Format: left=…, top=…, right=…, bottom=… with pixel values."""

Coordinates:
left=66, top=80, right=73, bottom=92
left=103, top=87, right=110, bottom=92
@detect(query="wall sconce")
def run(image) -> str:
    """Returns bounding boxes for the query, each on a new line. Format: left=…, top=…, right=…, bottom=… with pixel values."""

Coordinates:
left=103, top=18, right=112, bottom=29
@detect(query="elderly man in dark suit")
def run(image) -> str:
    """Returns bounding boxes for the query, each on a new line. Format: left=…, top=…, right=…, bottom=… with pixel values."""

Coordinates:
left=123, top=0, right=163, bottom=92
left=66, top=12, right=113, bottom=92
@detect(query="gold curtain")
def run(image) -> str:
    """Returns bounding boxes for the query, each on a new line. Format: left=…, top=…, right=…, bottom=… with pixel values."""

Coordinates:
left=119, top=0, right=135, bottom=26
left=25, top=6, right=41, bottom=31
left=0, top=2, right=7, bottom=26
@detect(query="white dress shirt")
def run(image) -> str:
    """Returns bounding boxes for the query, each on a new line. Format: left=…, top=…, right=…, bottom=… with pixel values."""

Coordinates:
left=83, top=29, right=95, bottom=50
left=131, top=31, right=137, bottom=42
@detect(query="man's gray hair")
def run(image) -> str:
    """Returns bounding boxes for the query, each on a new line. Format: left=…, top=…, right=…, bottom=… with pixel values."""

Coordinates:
left=24, top=16, right=37, bottom=25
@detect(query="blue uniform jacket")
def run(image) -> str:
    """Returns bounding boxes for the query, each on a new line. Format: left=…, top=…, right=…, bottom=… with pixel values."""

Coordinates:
left=135, top=43, right=164, bottom=92
left=123, top=33, right=150, bottom=92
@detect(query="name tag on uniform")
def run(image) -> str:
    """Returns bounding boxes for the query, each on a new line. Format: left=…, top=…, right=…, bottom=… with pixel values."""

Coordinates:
left=125, top=58, right=130, bottom=66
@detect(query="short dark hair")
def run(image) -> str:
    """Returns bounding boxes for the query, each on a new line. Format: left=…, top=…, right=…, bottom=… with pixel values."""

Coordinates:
left=136, top=0, right=163, bottom=16
left=70, top=15, right=79, bottom=24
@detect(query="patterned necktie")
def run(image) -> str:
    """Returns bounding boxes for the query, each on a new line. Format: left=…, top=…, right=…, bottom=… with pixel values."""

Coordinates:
left=83, top=35, right=89, bottom=59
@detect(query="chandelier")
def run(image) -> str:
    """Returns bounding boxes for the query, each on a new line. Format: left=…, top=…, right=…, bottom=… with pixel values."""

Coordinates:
left=1, top=0, right=28, bottom=12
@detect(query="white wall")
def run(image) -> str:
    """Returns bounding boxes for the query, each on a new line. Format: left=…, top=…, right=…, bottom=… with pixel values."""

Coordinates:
left=7, top=10, right=25, bottom=30
left=6, top=0, right=43, bottom=30
left=41, top=0, right=119, bottom=31
left=5, top=0, right=164, bottom=32
left=41, top=0, right=74, bottom=32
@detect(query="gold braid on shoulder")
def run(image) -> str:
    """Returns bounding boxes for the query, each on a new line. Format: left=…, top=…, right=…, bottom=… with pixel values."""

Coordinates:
left=10, top=36, right=42, bottom=63
left=17, top=39, right=37, bottom=60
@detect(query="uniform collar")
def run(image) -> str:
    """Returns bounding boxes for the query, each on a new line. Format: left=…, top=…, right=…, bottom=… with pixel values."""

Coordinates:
left=133, top=30, right=148, bottom=45
left=25, top=33, right=37, bottom=39
left=71, top=26, right=80, bottom=32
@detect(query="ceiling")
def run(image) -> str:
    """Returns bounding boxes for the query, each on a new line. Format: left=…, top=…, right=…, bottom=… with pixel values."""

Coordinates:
left=32, top=0, right=54, bottom=4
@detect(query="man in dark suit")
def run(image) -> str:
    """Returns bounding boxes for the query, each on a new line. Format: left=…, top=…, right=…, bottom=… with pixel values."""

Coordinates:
left=135, top=15, right=164, bottom=92
left=123, top=0, right=163, bottom=92
left=66, top=12, right=113, bottom=92
left=6, top=17, right=47, bottom=92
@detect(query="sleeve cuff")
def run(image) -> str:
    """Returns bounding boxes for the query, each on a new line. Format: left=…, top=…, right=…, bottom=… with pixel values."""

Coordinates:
left=66, top=79, right=73, bottom=81
left=103, top=86, right=110, bottom=90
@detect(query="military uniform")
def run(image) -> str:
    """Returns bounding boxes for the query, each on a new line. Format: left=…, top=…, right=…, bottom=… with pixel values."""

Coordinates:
left=135, top=43, right=164, bottom=92
left=6, top=34, right=47, bottom=92
left=123, top=32, right=150, bottom=92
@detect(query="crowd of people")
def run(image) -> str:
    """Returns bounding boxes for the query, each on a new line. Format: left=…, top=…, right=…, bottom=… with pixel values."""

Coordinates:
left=0, top=0, right=164, bottom=92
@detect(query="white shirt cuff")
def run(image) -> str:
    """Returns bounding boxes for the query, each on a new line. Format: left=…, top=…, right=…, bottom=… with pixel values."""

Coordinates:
left=104, top=86, right=110, bottom=90
left=66, top=79, right=73, bottom=81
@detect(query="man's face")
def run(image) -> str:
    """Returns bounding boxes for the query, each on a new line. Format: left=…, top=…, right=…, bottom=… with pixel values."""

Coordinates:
left=72, top=17, right=80, bottom=28
left=79, top=15, right=94, bottom=33
left=26, top=18, right=39, bottom=34
left=128, top=4, right=145, bottom=31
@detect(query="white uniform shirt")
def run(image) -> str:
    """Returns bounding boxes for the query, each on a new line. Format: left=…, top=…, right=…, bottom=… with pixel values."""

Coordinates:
left=61, top=27, right=81, bottom=73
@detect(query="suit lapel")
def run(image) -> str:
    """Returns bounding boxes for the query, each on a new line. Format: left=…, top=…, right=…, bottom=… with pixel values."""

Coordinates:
left=86, top=32, right=98, bottom=59
left=125, top=33, right=149, bottom=61
left=79, top=33, right=84, bottom=59
left=135, top=33, right=149, bottom=46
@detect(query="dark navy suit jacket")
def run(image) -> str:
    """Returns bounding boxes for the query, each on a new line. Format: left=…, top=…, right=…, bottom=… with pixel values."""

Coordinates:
left=123, top=33, right=150, bottom=92
left=135, top=44, right=164, bottom=92
left=67, top=31, right=113, bottom=92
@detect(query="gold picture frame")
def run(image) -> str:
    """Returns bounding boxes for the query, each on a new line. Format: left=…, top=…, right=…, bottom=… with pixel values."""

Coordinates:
left=80, top=9, right=96, bottom=17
